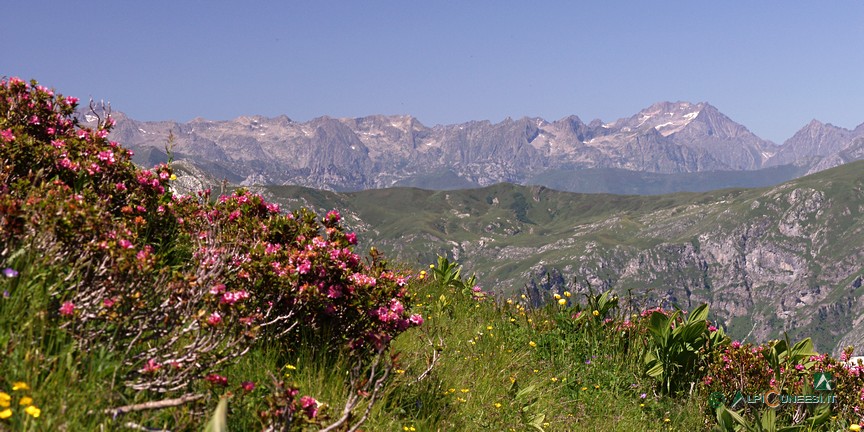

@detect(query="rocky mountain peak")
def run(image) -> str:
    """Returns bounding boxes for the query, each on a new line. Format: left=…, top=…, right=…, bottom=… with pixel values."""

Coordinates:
left=620, top=101, right=705, bottom=137
left=100, top=103, right=862, bottom=191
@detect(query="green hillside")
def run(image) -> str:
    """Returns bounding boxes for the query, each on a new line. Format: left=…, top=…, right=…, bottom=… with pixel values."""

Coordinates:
left=254, top=161, right=864, bottom=353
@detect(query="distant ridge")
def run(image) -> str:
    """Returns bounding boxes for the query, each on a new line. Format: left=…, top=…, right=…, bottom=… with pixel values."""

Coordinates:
left=85, top=102, right=864, bottom=194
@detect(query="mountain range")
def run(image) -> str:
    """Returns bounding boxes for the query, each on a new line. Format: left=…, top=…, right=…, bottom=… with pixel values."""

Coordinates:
left=85, top=101, right=864, bottom=194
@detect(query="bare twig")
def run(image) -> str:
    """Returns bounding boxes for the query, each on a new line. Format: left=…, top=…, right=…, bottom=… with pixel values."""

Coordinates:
left=105, top=393, right=204, bottom=417
left=415, top=335, right=443, bottom=382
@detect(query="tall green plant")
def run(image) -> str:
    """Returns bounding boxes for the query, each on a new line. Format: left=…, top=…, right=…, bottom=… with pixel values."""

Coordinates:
left=644, top=303, right=711, bottom=394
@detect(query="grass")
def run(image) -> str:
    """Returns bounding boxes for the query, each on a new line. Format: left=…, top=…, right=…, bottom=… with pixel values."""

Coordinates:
left=5, top=248, right=864, bottom=430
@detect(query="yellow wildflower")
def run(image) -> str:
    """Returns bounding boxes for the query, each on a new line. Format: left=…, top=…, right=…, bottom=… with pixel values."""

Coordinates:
left=581, top=387, right=588, bottom=391
left=564, top=291, right=571, bottom=297
left=506, top=298, right=513, bottom=304
left=460, top=388, right=470, bottom=393
left=169, top=173, right=177, bottom=181
left=592, top=310, right=600, bottom=316
left=550, top=377, right=558, bottom=382
left=11, top=382, right=28, bottom=391
left=494, top=402, right=502, bottom=408
left=0, top=409, right=11, bottom=419
left=19, top=396, right=32, bottom=406
left=395, top=369, right=405, bottom=374
left=594, top=384, right=600, bottom=389
left=529, top=341, right=536, bottom=347
left=850, top=425, right=862, bottom=432
left=0, top=392, right=9, bottom=407
left=429, top=264, right=435, bottom=268
left=553, top=293, right=561, bottom=300
left=24, top=405, right=40, bottom=418
left=558, top=299, right=567, bottom=305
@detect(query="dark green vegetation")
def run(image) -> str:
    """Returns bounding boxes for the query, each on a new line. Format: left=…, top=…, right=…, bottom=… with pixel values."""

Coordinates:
left=526, top=164, right=808, bottom=195
left=250, top=161, right=864, bottom=354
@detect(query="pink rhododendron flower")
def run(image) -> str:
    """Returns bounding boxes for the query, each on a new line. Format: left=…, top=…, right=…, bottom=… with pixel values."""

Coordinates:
left=345, top=232, right=357, bottom=244
left=205, top=374, right=228, bottom=386
left=0, top=129, right=14, bottom=142
left=98, top=150, right=115, bottom=164
left=408, top=314, right=424, bottom=326
left=349, top=272, right=376, bottom=287
left=327, top=285, right=343, bottom=299
left=207, top=311, right=222, bottom=326
left=141, top=359, right=161, bottom=374
left=297, top=259, right=312, bottom=275
left=731, top=340, right=741, bottom=349
left=389, top=299, right=404, bottom=314
left=220, top=290, right=249, bottom=305
left=241, top=381, right=255, bottom=392
left=59, top=301, right=75, bottom=316
left=300, top=396, right=318, bottom=418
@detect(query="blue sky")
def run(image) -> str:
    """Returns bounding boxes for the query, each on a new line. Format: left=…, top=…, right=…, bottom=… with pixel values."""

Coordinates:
left=3, top=1, right=862, bottom=143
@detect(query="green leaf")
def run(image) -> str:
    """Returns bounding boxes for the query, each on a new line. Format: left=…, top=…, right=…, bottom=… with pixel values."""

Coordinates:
left=515, top=384, right=537, bottom=402
left=679, top=321, right=708, bottom=345
left=687, top=303, right=710, bottom=324
left=788, top=338, right=816, bottom=361
left=203, top=396, right=229, bottom=432
left=759, top=408, right=776, bottom=432
left=528, top=413, right=546, bottom=432
left=647, top=312, right=672, bottom=347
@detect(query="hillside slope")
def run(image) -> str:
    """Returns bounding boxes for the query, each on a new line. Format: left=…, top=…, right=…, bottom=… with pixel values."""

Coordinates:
left=236, top=161, right=864, bottom=354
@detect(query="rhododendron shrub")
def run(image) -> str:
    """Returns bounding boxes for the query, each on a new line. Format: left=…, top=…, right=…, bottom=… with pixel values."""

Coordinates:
left=0, top=79, right=421, bottom=398
left=703, top=341, right=864, bottom=424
